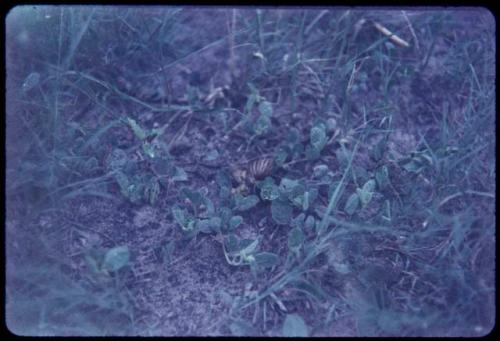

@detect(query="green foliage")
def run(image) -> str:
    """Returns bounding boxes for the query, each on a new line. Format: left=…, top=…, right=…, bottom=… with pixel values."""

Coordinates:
left=143, top=176, right=160, bottom=205
left=327, top=248, right=351, bottom=274
left=7, top=7, right=495, bottom=337
left=304, top=215, right=315, bottom=230
left=274, top=127, right=305, bottom=166
left=370, top=137, right=387, bottom=161
left=163, top=240, right=176, bottom=267
left=288, top=227, right=304, bottom=252
left=106, top=142, right=176, bottom=205
left=204, top=148, right=220, bottom=162
left=181, top=187, right=215, bottom=216
left=229, top=215, right=244, bottom=230
left=22, top=72, right=41, bottom=92
left=197, top=217, right=222, bottom=234
left=344, top=191, right=360, bottom=216
left=252, top=252, right=280, bottom=268
left=224, top=234, right=258, bottom=263
left=282, top=313, right=309, bottom=337
left=171, top=166, right=188, bottom=182
left=356, top=179, right=376, bottom=206
left=102, top=246, right=130, bottom=272
left=257, top=177, right=280, bottom=201
left=309, top=123, right=327, bottom=152
left=292, top=188, right=318, bottom=211
left=218, top=206, right=233, bottom=226
left=216, top=170, right=233, bottom=203
left=234, top=194, right=260, bottom=211
left=291, top=212, right=306, bottom=229
left=271, top=198, right=293, bottom=225
left=305, top=143, right=321, bottom=160
left=289, top=278, right=328, bottom=302
left=278, top=177, right=302, bottom=198
left=230, top=319, right=257, bottom=336
left=375, top=165, right=390, bottom=190
left=245, top=83, right=260, bottom=114
left=274, top=147, right=289, bottom=167
left=254, top=114, right=272, bottom=135
left=113, top=171, right=160, bottom=205
left=258, top=100, right=273, bottom=117
left=313, top=164, right=329, bottom=179
left=126, top=117, right=147, bottom=141
left=399, top=150, right=434, bottom=174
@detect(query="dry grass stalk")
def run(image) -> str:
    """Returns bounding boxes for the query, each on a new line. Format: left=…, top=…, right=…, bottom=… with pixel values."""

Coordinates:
left=373, top=21, right=410, bottom=48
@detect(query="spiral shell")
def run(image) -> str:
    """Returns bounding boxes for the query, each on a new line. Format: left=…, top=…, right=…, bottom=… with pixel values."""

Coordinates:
left=248, top=157, right=274, bottom=182
left=231, top=157, right=274, bottom=186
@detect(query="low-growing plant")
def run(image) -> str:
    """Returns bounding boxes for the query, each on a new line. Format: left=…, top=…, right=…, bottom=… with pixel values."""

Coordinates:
left=7, top=6, right=494, bottom=337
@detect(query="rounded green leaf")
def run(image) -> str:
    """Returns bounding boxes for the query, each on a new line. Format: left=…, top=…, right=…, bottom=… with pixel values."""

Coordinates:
left=304, top=215, right=315, bottom=230
left=258, top=100, right=273, bottom=116
left=234, top=194, right=260, bottom=211
left=22, top=72, right=40, bottom=92
left=172, top=206, right=186, bottom=226
left=401, top=158, right=424, bottom=173
left=254, top=252, right=280, bottom=268
left=216, top=170, right=232, bottom=189
left=362, top=179, right=376, bottom=193
left=274, top=148, right=288, bottom=167
left=239, top=238, right=259, bottom=256
left=108, top=148, right=128, bottom=170
left=283, top=313, right=309, bottom=337
left=310, top=124, right=327, bottom=151
left=357, top=188, right=373, bottom=206
left=219, top=207, right=233, bottom=225
left=204, top=148, right=220, bottom=162
left=291, top=213, right=306, bottom=229
left=357, top=179, right=376, bottom=206
left=229, top=215, right=243, bottom=230
left=305, top=143, right=321, bottom=160
left=375, top=165, right=389, bottom=189
left=370, top=138, right=387, bottom=161
left=225, top=234, right=240, bottom=254
left=288, top=227, right=304, bottom=250
left=172, top=167, right=188, bottom=182
left=313, top=164, right=329, bottom=179
left=254, top=115, right=271, bottom=135
left=150, top=156, right=174, bottom=176
left=197, top=217, right=222, bottom=233
left=332, top=261, right=351, bottom=274
left=279, top=178, right=300, bottom=196
left=230, top=319, right=257, bottom=336
left=180, top=187, right=204, bottom=206
left=271, top=199, right=293, bottom=225
left=326, top=117, right=337, bottom=132
left=103, top=246, right=130, bottom=272
left=127, top=118, right=147, bottom=140
left=344, top=192, right=360, bottom=215
left=260, top=182, right=280, bottom=201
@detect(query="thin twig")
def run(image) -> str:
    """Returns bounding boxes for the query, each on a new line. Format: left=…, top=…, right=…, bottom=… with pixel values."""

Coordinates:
left=372, top=21, right=410, bottom=48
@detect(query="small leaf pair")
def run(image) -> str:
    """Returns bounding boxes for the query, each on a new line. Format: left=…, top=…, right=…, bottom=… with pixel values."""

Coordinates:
left=344, top=179, right=376, bottom=215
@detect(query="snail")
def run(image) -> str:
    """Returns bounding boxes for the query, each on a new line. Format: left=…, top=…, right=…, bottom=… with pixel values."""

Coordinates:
left=231, top=157, right=274, bottom=194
